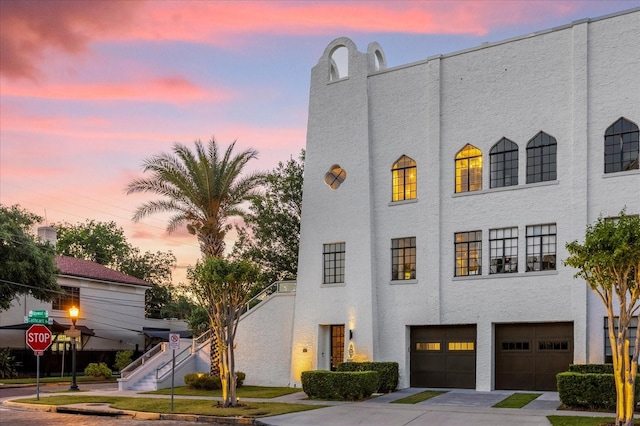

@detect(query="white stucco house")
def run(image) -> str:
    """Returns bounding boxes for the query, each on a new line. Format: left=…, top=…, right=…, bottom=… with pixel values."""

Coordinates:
left=233, top=8, right=640, bottom=392
left=0, top=227, right=188, bottom=374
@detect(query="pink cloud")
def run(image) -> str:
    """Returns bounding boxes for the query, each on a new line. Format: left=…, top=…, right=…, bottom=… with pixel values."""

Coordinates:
left=2, top=76, right=231, bottom=104
left=1, top=1, right=594, bottom=80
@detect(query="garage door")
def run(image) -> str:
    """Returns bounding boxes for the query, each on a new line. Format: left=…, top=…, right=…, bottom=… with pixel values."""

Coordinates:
left=410, top=325, right=476, bottom=389
left=495, top=322, right=573, bottom=391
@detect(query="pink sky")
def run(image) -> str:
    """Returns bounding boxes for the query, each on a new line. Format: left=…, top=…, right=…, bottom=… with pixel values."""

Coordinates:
left=1, top=0, right=637, bottom=284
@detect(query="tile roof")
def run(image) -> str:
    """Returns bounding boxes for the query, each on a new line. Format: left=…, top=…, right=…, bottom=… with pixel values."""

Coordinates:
left=55, top=255, right=152, bottom=287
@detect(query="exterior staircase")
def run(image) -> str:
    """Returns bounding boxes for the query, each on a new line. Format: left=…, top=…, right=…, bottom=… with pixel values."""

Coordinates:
left=117, top=280, right=296, bottom=391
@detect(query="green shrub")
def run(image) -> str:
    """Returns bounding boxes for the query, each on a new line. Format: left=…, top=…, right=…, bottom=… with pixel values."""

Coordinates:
left=184, top=372, right=221, bottom=390
left=337, top=361, right=399, bottom=393
left=113, top=349, right=134, bottom=372
left=301, top=370, right=378, bottom=401
left=557, top=371, right=640, bottom=410
left=0, top=349, right=19, bottom=379
left=567, top=364, right=614, bottom=374
left=235, top=371, right=245, bottom=387
left=83, top=362, right=112, bottom=379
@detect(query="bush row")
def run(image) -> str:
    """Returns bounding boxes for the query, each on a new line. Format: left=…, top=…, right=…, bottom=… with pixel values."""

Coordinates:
left=557, top=367, right=640, bottom=410
left=184, top=371, right=245, bottom=390
left=337, top=361, right=399, bottom=393
left=301, top=370, right=378, bottom=401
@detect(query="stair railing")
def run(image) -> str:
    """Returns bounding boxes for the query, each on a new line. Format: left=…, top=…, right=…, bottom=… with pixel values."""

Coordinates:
left=120, top=342, right=164, bottom=379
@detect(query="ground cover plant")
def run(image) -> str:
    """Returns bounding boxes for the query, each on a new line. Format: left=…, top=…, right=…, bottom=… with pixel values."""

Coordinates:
left=145, top=386, right=301, bottom=398
left=493, top=393, right=541, bottom=408
left=15, top=395, right=324, bottom=418
left=390, top=390, right=446, bottom=404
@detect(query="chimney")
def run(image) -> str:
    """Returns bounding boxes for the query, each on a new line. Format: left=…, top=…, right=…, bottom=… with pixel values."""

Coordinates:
left=37, top=226, right=57, bottom=247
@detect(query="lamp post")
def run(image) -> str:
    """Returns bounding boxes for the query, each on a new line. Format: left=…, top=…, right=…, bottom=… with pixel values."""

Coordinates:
left=68, top=306, right=80, bottom=391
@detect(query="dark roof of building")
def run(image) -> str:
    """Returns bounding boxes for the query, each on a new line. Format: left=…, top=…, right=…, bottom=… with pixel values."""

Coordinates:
left=55, top=255, right=152, bottom=287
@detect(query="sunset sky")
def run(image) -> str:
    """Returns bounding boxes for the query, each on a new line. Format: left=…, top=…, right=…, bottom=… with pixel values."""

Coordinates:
left=1, top=0, right=638, bottom=285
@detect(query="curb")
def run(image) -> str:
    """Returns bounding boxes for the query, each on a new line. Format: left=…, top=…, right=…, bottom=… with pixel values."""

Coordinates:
left=3, top=400, right=256, bottom=424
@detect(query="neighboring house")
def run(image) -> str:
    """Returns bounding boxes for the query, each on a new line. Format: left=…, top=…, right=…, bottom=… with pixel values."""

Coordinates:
left=240, top=8, right=638, bottom=392
left=0, top=228, right=189, bottom=374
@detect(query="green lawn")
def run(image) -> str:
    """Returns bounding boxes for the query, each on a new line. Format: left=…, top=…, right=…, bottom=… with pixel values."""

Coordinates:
left=390, top=390, right=447, bottom=404
left=15, top=395, right=324, bottom=418
left=144, top=385, right=302, bottom=398
left=547, top=415, right=640, bottom=425
left=492, top=393, right=541, bottom=408
left=0, top=376, right=116, bottom=385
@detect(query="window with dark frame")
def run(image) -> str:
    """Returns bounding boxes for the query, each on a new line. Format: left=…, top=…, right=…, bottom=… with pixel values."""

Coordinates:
left=455, top=144, right=483, bottom=193
left=323, top=242, right=345, bottom=284
left=490, top=138, right=519, bottom=188
left=604, top=317, right=637, bottom=363
left=526, top=224, right=556, bottom=271
left=52, top=285, right=80, bottom=311
left=455, top=231, right=482, bottom=276
left=604, top=117, right=639, bottom=173
left=391, top=237, right=416, bottom=280
left=392, top=156, right=417, bottom=201
left=526, top=131, right=557, bottom=183
left=490, top=227, right=518, bottom=274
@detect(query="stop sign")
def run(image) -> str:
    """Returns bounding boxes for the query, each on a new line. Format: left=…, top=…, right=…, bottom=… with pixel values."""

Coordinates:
left=26, top=324, right=52, bottom=352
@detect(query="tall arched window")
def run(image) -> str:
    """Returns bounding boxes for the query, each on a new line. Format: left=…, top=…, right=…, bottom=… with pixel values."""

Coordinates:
left=455, top=144, right=482, bottom=193
left=526, top=132, right=557, bottom=184
left=605, top=117, right=639, bottom=173
left=392, top=155, right=417, bottom=201
left=490, top=138, right=519, bottom=188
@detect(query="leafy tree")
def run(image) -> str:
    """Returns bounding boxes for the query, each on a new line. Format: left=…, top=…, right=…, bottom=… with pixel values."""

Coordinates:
left=565, top=212, right=640, bottom=426
left=232, top=151, right=303, bottom=289
left=55, top=220, right=177, bottom=318
left=126, top=137, right=265, bottom=258
left=188, top=257, right=260, bottom=407
left=0, top=204, right=59, bottom=311
left=55, top=220, right=131, bottom=268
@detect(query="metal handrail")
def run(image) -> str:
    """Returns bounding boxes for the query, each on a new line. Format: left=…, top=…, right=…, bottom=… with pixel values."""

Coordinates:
left=241, top=280, right=296, bottom=316
left=120, top=342, right=163, bottom=379
left=156, top=345, right=193, bottom=379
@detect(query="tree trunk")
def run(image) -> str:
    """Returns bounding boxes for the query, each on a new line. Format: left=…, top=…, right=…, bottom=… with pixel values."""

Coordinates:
left=209, top=338, right=220, bottom=377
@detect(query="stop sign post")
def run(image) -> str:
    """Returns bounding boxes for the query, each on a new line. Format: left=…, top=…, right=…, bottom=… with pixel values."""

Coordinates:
left=26, top=324, right=52, bottom=352
left=26, top=324, right=51, bottom=401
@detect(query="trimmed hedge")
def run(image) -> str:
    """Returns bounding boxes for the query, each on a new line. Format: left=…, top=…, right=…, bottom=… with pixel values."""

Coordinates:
left=568, top=364, right=614, bottom=374
left=83, top=362, right=112, bottom=379
left=301, top=370, right=378, bottom=401
left=557, top=371, right=640, bottom=410
left=337, top=361, right=399, bottom=393
left=184, top=371, right=246, bottom=390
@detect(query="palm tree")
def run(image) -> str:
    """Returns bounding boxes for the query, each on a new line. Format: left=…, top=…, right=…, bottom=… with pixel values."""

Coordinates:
left=126, top=137, right=264, bottom=258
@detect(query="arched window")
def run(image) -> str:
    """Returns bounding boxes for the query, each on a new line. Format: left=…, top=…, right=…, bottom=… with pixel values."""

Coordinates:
left=526, top=132, right=557, bottom=184
left=455, top=144, right=482, bottom=193
left=605, top=117, right=639, bottom=173
left=392, top=155, right=417, bottom=201
left=329, top=46, right=348, bottom=81
left=490, top=138, right=519, bottom=188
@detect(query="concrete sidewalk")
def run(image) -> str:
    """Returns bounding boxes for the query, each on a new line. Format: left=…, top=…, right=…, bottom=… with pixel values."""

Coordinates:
left=2, top=383, right=619, bottom=426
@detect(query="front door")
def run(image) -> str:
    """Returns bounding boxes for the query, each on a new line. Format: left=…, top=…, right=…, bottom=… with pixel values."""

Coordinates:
left=330, top=325, right=345, bottom=371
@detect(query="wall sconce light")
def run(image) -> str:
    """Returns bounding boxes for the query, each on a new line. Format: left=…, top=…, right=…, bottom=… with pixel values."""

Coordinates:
left=349, top=329, right=353, bottom=340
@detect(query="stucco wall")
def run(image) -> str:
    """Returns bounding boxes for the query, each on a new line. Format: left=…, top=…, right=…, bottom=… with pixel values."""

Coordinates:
left=292, top=9, right=639, bottom=390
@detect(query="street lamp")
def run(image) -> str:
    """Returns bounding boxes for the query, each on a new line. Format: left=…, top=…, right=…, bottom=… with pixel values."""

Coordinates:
left=68, top=306, right=80, bottom=391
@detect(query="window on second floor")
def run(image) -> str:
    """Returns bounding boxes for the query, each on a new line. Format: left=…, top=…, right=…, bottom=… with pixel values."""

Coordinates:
left=455, top=144, right=482, bottom=193
left=455, top=231, right=482, bottom=276
left=323, top=242, right=345, bottom=284
left=490, top=138, right=519, bottom=188
left=52, top=286, right=80, bottom=311
left=526, top=224, right=556, bottom=271
left=391, top=237, right=416, bottom=280
left=605, top=117, right=639, bottom=173
left=490, top=227, right=518, bottom=274
left=392, top=155, right=417, bottom=201
left=526, top=132, right=557, bottom=183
